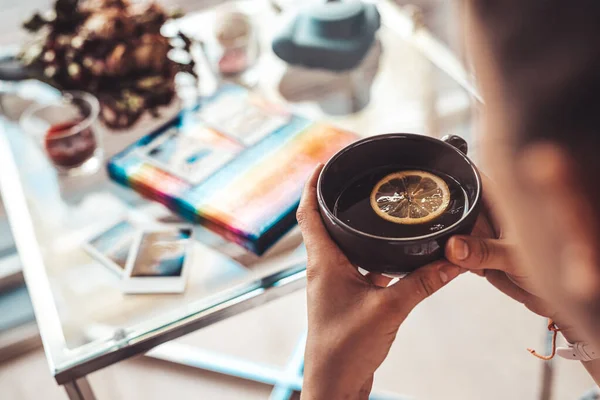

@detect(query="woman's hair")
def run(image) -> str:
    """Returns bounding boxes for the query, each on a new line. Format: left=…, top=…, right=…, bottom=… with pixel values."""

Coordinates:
left=472, top=0, right=600, bottom=151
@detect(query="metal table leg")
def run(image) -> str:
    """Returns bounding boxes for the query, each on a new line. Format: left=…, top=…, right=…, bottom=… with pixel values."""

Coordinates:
left=64, top=377, right=97, bottom=400
left=538, top=326, right=556, bottom=400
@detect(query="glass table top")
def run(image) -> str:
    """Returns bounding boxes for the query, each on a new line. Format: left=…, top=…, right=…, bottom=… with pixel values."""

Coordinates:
left=0, top=0, right=475, bottom=384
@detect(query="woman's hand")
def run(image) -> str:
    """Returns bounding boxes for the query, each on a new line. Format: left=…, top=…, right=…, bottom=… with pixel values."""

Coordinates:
left=444, top=176, right=581, bottom=341
left=445, top=231, right=558, bottom=318
left=298, top=165, right=462, bottom=400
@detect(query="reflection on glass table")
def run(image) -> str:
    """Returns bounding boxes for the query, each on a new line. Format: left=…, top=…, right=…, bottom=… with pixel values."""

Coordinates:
left=0, top=1, right=474, bottom=398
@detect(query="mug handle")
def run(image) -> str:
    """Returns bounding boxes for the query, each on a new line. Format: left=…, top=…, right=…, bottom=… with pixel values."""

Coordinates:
left=442, top=134, right=468, bottom=155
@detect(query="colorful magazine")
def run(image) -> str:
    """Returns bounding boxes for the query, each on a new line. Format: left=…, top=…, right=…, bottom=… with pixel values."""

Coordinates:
left=108, top=85, right=357, bottom=254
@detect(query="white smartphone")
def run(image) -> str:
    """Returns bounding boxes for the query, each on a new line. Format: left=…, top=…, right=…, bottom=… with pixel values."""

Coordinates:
left=83, top=219, right=138, bottom=276
left=122, top=226, right=193, bottom=294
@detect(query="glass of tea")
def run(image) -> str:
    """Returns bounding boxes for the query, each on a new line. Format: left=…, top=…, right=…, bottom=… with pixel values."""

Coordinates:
left=20, top=91, right=102, bottom=176
left=317, top=133, right=482, bottom=275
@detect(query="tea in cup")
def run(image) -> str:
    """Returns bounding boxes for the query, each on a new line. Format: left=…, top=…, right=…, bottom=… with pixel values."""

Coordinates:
left=317, top=133, right=482, bottom=274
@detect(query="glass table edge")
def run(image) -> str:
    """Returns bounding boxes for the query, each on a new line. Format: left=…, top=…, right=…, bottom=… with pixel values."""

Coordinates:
left=0, top=130, right=66, bottom=376
left=53, top=264, right=308, bottom=384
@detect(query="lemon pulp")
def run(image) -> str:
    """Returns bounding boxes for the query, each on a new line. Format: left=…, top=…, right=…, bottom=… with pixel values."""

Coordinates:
left=369, top=170, right=451, bottom=225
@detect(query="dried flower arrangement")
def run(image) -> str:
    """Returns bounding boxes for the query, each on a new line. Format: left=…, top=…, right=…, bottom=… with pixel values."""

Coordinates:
left=20, top=0, right=197, bottom=129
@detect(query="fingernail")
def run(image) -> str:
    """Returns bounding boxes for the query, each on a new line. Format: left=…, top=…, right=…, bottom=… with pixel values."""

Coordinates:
left=454, top=238, right=469, bottom=261
left=439, top=265, right=461, bottom=283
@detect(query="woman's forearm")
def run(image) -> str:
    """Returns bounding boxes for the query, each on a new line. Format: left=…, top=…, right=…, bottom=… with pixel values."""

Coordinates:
left=301, top=360, right=369, bottom=400
left=301, top=375, right=372, bottom=400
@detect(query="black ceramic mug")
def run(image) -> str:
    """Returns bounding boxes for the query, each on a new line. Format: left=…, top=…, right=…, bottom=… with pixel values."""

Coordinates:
left=317, top=133, right=482, bottom=275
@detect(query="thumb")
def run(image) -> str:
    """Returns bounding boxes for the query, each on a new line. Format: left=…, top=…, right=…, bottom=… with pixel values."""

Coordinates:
left=445, top=236, right=514, bottom=274
left=381, top=261, right=462, bottom=316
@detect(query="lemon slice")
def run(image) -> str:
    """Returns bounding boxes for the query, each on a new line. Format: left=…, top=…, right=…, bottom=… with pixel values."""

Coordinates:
left=370, top=170, right=451, bottom=225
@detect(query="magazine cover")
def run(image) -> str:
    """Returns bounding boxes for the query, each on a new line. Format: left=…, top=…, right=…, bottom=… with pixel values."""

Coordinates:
left=108, top=84, right=357, bottom=254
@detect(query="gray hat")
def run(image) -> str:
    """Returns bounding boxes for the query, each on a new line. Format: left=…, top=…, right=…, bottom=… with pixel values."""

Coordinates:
left=272, top=1, right=381, bottom=71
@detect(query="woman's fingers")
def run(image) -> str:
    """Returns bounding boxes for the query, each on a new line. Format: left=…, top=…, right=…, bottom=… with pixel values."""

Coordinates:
left=471, top=211, right=496, bottom=238
left=381, top=261, right=462, bottom=317
left=297, top=164, right=330, bottom=250
left=483, top=269, right=530, bottom=304
left=484, top=270, right=553, bottom=317
left=297, top=164, right=359, bottom=280
left=366, top=273, right=394, bottom=288
left=297, top=165, right=345, bottom=259
left=447, top=235, right=553, bottom=316
left=445, top=235, right=515, bottom=274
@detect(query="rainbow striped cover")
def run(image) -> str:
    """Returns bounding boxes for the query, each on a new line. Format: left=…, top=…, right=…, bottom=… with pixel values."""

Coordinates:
left=108, top=85, right=357, bottom=254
